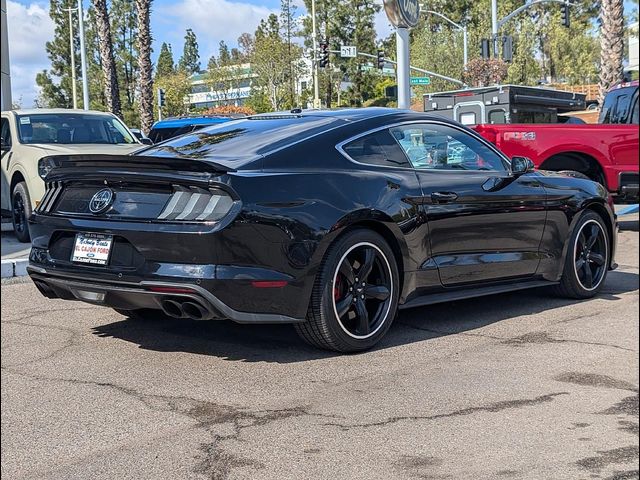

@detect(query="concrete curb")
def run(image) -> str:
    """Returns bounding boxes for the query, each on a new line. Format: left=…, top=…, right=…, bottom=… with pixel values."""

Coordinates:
left=1, top=258, right=29, bottom=278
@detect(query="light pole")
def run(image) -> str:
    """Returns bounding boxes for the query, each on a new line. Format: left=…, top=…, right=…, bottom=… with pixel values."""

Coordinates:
left=396, top=27, right=410, bottom=109
left=311, top=0, right=320, bottom=108
left=492, top=0, right=575, bottom=57
left=77, top=0, right=89, bottom=109
left=422, top=9, right=468, bottom=68
left=64, top=7, right=78, bottom=109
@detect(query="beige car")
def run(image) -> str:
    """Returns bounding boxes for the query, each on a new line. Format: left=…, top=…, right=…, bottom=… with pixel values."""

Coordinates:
left=1, top=109, right=145, bottom=242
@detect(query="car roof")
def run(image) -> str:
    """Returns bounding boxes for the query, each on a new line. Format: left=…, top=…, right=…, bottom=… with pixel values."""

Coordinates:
left=151, top=116, right=233, bottom=129
left=2, top=108, right=119, bottom=116
left=138, top=108, right=459, bottom=169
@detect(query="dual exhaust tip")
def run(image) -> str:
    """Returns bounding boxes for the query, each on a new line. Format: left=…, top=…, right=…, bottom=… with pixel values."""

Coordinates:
left=161, top=298, right=212, bottom=321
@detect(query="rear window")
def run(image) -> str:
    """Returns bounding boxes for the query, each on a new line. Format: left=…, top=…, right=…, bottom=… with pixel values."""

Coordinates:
left=599, top=87, right=637, bottom=124
left=141, top=116, right=340, bottom=164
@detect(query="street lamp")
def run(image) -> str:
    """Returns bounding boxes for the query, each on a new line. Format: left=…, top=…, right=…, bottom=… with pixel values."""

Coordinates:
left=77, top=0, right=89, bottom=109
left=63, top=7, right=78, bottom=109
left=422, top=9, right=468, bottom=68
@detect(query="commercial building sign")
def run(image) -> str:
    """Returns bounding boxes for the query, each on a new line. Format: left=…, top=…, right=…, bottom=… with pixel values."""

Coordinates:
left=383, top=0, right=420, bottom=29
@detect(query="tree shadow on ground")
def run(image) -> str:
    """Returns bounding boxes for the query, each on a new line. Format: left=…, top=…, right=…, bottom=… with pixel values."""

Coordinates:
left=92, top=269, right=638, bottom=364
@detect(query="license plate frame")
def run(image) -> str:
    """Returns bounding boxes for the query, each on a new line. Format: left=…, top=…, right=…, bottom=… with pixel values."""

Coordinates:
left=71, top=233, right=114, bottom=266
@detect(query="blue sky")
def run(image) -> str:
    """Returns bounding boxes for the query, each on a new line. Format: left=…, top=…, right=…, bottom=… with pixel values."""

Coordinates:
left=5, top=0, right=639, bottom=108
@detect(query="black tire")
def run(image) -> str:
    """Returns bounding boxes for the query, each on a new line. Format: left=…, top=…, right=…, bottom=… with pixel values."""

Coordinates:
left=295, top=229, right=400, bottom=352
left=11, top=181, right=32, bottom=243
left=113, top=308, right=167, bottom=321
left=553, top=210, right=610, bottom=299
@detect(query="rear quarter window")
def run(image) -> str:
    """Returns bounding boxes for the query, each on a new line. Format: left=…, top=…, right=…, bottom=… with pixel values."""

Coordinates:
left=341, top=130, right=412, bottom=168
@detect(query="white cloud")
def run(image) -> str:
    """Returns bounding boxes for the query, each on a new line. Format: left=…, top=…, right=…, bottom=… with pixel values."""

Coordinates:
left=6, top=0, right=55, bottom=107
left=154, top=0, right=277, bottom=62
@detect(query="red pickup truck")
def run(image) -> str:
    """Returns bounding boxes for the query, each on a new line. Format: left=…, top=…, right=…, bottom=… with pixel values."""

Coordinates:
left=474, top=82, right=639, bottom=202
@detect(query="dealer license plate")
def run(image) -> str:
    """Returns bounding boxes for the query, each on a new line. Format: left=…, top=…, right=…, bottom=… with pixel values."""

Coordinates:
left=71, top=233, right=113, bottom=265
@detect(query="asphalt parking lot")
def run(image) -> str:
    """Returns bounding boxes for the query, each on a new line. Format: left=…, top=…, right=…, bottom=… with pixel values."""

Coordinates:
left=1, top=218, right=638, bottom=480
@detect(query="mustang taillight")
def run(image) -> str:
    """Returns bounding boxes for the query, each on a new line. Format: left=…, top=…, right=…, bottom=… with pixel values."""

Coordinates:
left=157, top=186, right=234, bottom=222
left=36, top=181, right=64, bottom=213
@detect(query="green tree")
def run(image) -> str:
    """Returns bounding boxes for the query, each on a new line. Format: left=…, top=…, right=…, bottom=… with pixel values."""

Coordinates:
left=92, top=0, right=122, bottom=117
left=205, top=42, right=247, bottom=106
left=135, top=0, right=154, bottom=133
left=599, top=0, right=625, bottom=103
left=154, top=70, right=191, bottom=117
left=156, top=42, right=175, bottom=78
left=110, top=0, right=139, bottom=123
left=178, top=28, right=201, bottom=75
left=35, top=0, right=82, bottom=107
left=248, top=13, right=306, bottom=111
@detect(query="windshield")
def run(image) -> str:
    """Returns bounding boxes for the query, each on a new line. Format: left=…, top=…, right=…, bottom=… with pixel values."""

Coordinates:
left=16, top=113, right=137, bottom=145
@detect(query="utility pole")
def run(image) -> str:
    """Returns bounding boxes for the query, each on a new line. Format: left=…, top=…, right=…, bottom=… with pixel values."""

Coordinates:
left=64, top=7, right=78, bottom=109
left=311, top=0, right=320, bottom=108
left=396, top=27, right=410, bottom=109
left=492, top=0, right=575, bottom=57
left=491, top=0, right=499, bottom=57
left=1, top=0, right=12, bottom=110
left=77, top=0, right=89, bottom=109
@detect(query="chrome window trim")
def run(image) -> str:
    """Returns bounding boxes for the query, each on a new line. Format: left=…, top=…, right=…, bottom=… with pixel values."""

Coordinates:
left=335, top=119, right=511, bottom=174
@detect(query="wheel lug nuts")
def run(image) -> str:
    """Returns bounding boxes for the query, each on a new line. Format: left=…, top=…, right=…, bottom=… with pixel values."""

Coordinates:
left=361, top=295, right=365, bottom=299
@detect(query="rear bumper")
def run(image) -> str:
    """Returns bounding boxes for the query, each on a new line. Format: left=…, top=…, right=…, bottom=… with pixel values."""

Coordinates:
left=28, top=266, right=305, bottom=324
left=617, top=172, right=639, bottom=202
left=27, top=212, right=318, bottom=321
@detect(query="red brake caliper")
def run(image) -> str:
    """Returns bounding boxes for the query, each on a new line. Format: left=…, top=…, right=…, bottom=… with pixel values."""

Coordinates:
left=334, top=275, right=342, bottom=301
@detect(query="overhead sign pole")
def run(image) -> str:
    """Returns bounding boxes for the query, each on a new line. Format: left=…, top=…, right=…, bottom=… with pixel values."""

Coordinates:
left=383, top=0, right=420, bottom=110
left=396, top=28, right=410, bottom=109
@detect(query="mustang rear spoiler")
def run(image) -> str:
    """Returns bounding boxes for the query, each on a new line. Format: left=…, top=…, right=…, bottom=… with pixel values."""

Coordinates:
left=40, top=154, right=236, bottom=174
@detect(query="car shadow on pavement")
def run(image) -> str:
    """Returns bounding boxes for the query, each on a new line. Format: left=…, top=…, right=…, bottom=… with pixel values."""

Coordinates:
left=92, top=270, right=639, bottom=363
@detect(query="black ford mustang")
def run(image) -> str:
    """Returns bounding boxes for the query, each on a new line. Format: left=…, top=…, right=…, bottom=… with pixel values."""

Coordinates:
left=28, top=108, right=617, bottom=352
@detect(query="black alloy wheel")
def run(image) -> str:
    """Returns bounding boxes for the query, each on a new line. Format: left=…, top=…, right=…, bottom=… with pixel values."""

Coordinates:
left=332, top=243, right=393, bottom=339
left=12, top=182, right=32, bottom=243
left=554, top=211, right=609, bottom=299
left=296, top=229, right=399, bottom=352
left=573, top=220, right=607, bottom=291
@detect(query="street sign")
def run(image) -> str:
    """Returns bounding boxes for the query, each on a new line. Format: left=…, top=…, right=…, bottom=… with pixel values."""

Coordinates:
left=410, top=77, right=431, bottom=85
left=340, top=45, right=357, bottom=58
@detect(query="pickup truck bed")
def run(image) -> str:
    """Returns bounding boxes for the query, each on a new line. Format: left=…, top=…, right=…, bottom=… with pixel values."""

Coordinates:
left=474, top=123, right=639, bottom=202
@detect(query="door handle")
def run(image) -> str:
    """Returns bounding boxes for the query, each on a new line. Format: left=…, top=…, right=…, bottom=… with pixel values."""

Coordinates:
left=430, top=192, right=458, bottom=203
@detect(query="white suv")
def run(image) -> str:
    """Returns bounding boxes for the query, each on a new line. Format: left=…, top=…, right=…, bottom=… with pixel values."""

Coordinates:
left=1, top=109, right=145, bottom=242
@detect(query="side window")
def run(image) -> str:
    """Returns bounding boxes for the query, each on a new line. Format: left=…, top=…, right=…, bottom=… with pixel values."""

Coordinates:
left=612, top=92, right=632, bottom=124
left=630, top=96, right=639, bottom=125
left=0, top=118, right=11, bottom=147
left=390, top=123, right=507, bottom=172
left=342, top=129, right=412, bottom=168
left=488, top=109, right=506, bottom=124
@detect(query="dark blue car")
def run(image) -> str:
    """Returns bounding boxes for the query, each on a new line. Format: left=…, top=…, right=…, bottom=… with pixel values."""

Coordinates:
left=148, top=116, right=234, bottom=143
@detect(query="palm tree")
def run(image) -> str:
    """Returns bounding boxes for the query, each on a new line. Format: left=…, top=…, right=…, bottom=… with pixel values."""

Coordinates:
left=598, top=0, right=625, bottom=105
left=92, top=0, right=122, bottom=117
left=135, top=0, right=154, bottom=133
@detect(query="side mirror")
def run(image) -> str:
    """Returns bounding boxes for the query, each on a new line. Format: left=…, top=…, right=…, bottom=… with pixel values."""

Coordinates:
left=140, top=138, right=153, bottom=145
left=511, top=156, right=535, bottom=176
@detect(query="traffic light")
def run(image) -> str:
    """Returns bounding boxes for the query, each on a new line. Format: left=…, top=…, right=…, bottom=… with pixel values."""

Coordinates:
left=157, top=88, right=166, bottom=108
left=481, top=39, right=491, bottom=59
left=561, top=2, right=570, bottom=28
left=377, top=49, right=385, bottom=70
left=502, top=36, right=513, bottom=63
left=384, top=85, right=397, bottom=98
left=319, top=40, right=329, bottom=68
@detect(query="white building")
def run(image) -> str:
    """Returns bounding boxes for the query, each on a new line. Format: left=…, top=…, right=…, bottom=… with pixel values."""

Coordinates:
left=188, top=59, right=313, bottom=109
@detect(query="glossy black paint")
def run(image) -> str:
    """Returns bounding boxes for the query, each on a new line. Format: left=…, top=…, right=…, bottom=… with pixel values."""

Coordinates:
left=27, top=109, right=617, bottom=323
